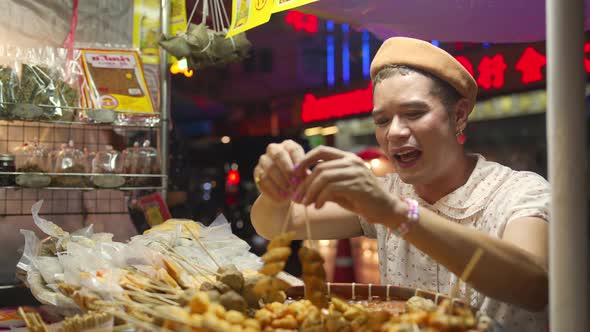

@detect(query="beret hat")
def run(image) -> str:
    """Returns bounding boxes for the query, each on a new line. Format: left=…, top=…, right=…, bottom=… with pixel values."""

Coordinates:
left=370, top=37, right=478, bottom=107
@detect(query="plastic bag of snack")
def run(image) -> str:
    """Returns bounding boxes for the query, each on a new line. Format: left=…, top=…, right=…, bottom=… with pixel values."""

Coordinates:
left=0, top=45, right=18, bottom=119
left=53, top=48, right=82, bottom=121
left=13, top=47, right=64, bottom=120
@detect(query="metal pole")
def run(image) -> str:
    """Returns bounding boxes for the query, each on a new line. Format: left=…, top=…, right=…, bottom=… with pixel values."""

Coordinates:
left=159, top=0, right=171, bottom=202
left=546, top=0, right=589, bottom=330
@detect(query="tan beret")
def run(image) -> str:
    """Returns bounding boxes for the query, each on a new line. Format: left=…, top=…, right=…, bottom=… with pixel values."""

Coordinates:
left=370, top=37, right=478, bottom=106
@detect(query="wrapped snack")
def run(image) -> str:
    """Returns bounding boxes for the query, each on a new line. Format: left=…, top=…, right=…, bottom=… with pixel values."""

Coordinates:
left=13, top=47, right=63, bottom=120
left=50, top=140, right=89, bottom=187
left=79, top=49, right=155, bottom=125
left=53, top=48, right=82, bottom=121
left=13, top=139, right=51, bottom=187
left=0, top=45, right=18, bottom=119
left=91, top=144, right=124, bottom=188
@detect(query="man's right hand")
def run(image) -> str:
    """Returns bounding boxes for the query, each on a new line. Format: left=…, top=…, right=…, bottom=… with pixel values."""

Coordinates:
left=253, top=140, right=306, bottom=204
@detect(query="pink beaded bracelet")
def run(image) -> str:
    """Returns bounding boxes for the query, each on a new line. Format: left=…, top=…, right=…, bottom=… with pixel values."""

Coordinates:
left=391, top=198, right=420, bottom=236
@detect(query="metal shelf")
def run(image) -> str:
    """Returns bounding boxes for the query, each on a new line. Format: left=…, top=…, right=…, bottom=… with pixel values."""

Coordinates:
left=0, top=186, right=164, bottom=191
left=0, top=171, right=165, bottom=177
left=0, top=103, right=160, bottom=128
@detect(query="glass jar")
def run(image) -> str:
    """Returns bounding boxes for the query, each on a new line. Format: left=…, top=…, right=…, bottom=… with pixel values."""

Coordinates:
left=0, top=153, right=15, bottom=186
left=13, top=139, right=49, bottom=172
left=91, top=145, right=124, bottom=188
left=51, top=140, right=89, bottom=187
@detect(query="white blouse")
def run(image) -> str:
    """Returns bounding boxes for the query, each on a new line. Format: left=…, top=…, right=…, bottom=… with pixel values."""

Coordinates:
left=360, top=154, right=549, bottom=332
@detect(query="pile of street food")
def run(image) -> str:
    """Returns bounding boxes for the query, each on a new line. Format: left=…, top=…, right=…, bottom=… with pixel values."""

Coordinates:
left=17, top=201, right=495, bottom=331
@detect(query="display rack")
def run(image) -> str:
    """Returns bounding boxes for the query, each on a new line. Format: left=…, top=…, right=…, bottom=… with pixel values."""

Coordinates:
left=0, top=107, right=166, bottom=217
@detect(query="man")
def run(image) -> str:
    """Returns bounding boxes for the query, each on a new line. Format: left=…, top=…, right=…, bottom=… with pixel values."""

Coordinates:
left=251, top=37, right=548, bottom=331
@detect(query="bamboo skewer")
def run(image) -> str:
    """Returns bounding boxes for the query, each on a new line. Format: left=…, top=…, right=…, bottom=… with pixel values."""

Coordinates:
left=183, top=224, right=221, bottom=269
left=157, top=248, right=220, bottom=283
left=154, top=241, right=219, bottom=282
left=106, top=298, right=203, bottom=330
left=109, top=310, right=172, bottom=332
left=449, top=248, right=484, bottom=300
left=18, top=307, right=48, bottom=332
left=303, top=205, right=315, bottom=249
left=155, top=241, right=219, bottom=275
left=123, top=285, right=180, bottom=305
left=18, top=307, right=31, bottom=328
left=125, top=272, right=181, bottom=295
left=281, top=202, right=294, bottom=234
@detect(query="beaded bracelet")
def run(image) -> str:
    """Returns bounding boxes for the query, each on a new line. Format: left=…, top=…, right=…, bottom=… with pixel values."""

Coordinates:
left=391, top=198, right=420, bottom=236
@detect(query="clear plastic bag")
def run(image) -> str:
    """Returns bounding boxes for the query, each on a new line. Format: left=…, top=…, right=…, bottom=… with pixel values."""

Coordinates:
left=91, top=144, right=124, bottom=188
left=0, top=45, right=18, bottom=119
left=123, top=140, right=161, bottom=186
left=13, top=47, right=62, bottom=120
left=50, top=140, right=90, bottom=187
left=53, top=48, right=82, bottom=121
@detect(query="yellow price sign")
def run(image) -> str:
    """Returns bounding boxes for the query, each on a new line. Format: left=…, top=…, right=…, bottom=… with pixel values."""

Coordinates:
left=271, top=0, right=319, bottom=13
left=145, top=206, right=165, bottom=227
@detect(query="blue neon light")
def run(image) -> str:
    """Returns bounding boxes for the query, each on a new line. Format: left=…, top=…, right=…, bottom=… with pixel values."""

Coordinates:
left=326, top=20, right=334, bottom=32
left=362, top=30, right=370, bottom=79
left=327, top=35, right=335, bottom=87
left=431, top=40, right=440, bottom=47
left=342, top=24, right=350, bottom=84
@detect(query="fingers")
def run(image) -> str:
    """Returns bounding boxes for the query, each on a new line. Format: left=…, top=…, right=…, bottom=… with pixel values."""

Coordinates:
left=293, top=146, right=349, bottom=178
left=254, top=165, right=284, bottom=201
left=292, top=159, right=353, bottom=205
left=285, top=141, right=306, bottom=168
left=315, top=180, right=356, bottom=210
left=254, top=140, right=306, bottom=202
left=259, top=154, right=290, bottom=190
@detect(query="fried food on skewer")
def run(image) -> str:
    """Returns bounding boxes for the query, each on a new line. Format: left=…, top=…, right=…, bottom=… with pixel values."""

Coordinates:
left=298, top=246, right=328, bottom=309
left=253, top=231, right=295, bottom=305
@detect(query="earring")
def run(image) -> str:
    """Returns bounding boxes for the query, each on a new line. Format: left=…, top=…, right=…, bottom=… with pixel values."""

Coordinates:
left=456, top=131, right=467, bottom=145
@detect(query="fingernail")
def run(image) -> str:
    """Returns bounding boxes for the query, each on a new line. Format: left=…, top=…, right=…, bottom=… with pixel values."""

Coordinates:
left=280, top=190, right=288, bottom=198
left=293, top=163, right=300, bottom=171
left=293, top=192, right=302, bottom=202
left=291, top=176, right=300, bottom=185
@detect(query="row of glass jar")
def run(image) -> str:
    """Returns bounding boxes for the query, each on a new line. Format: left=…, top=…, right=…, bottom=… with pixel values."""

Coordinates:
left=0, top=139, right=161, bottom=187
left=8, top=139, right=160, bottom=174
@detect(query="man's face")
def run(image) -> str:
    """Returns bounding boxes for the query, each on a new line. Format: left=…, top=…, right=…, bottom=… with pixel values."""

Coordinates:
left=372, top=72, right=458, bottom=185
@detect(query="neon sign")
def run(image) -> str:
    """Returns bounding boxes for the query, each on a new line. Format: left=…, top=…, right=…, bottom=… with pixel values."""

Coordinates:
left=301, top=83, right=373, bottom=123
left=301, top=38, right=590, bottom=123
left=453, top=38, right=590, bottom=96
left=285, top=10, right=318, bottom=34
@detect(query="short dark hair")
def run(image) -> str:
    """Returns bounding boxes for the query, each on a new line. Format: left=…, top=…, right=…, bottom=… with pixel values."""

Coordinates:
left=372, top=65, right=462, bottom=111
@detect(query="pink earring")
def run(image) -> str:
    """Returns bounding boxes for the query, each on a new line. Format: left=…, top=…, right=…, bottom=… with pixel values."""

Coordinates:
left=456, top=131, right=467, bottom=145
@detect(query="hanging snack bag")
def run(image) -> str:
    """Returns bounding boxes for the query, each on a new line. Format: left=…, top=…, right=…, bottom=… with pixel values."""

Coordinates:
left=0, top=45, right=18, bottom=119
left=79, top=49, right=155, bottom=123
left=13, top=47, right=65, bottom=121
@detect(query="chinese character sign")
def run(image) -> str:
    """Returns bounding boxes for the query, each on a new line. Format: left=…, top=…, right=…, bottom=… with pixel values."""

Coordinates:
left=451, top=35, right=590, bottom=97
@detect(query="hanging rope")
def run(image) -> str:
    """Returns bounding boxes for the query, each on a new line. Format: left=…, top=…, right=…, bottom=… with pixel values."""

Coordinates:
left=186, top=0, right=202, bottom=32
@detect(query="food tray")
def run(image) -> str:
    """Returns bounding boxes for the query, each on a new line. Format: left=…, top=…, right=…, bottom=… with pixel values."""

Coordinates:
left=287, top=282, right=504, bottom=331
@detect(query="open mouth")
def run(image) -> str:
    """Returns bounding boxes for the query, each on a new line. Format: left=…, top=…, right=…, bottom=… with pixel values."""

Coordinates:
left=393, top=149, right=422, bottom=168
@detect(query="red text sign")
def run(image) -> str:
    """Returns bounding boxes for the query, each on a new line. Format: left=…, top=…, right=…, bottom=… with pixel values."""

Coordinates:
left=285, top=10, right=318, bottom=34
left=301, top=83, right=373, bottom=123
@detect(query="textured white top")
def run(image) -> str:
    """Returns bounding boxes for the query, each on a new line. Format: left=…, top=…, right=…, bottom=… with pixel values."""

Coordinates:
left=360, top=154, right=549, bottom=332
